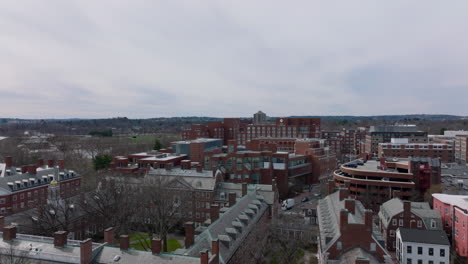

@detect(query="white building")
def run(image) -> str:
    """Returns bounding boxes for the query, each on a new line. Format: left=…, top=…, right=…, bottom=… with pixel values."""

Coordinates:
left=396, top=228, right=450, bottom=264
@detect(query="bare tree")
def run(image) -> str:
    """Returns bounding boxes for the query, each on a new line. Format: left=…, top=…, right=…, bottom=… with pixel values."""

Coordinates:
left=0, top=241, right=31, bottom=264
left=137, top=176, right=183, bottom=252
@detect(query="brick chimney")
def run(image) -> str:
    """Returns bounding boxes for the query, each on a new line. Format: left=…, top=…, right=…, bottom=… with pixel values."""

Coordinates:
left=344, top=199, right=355, bottom=214
left=21, top=166, right=28, bottom=174
left=27, top=165, right=37, bottom=175
left=242, top=182, right=247, bottom=197
left=339, top=188, right=349, bottom=201
left=151, top=238, right=162, bottom=254
left=80, top=238, right=92, bottom=264
left=364, top=209, right=373, bottom=230
left=104, top=227, right=115, bottom=245
left=339, top=209, right=348, bottom=231
left=37, top=159, right=44, bottom=167
left=228, top=192, right=237, bottom=207
left=355, top=257, right=370, bottom=264
left=3, top=225, right=17, bottom=241
left=54, top=231, right=68, bottom=248
left=212, top=238, right=219, bottom=260
left=5, top=157, right=12, bottom=168
left=327, top=179, right=335, bottom=195
left=48, top=159, right=55, bottom=168
left=58, top=159, right=65, bottom=170
left=185, top=222, right=195, bottom=248
left=210, top=204, right=220, bottom=222
left=200, top=249, right=209, bottom=264
left=403, top=200, right=411, bottom=214
left=120, top=235, right=129, bottom=250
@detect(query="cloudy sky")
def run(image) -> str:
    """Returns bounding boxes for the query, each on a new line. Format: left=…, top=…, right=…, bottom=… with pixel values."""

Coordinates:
left=1, top=1, right=468, bottom=118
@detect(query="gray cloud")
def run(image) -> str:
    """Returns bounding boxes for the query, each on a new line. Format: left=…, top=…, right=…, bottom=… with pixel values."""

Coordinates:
left=0, top=0, right=467, bottom=118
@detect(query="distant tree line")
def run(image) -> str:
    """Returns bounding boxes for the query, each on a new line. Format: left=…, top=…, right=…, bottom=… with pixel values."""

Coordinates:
left=89, top=130, right=113, bottom=137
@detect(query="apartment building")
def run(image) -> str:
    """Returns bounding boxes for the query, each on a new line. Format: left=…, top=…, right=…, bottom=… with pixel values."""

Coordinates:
left=432, top=193, right=468, bottom=257
left=396, top=228, right=450, bottom=264
left=378, top=141, right=454, bottom=163
left=455, top=135, right=468, bottom=164
left=364, top=125, right=428, bottom=156
left=182, top=117, right=321, bottom=145
left=378, top=198, right=442, bottom=251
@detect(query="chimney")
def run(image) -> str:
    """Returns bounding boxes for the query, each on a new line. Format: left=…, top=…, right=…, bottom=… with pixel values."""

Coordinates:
left=327, top=179, right=335, bottom=195
left=212, top=238, right=219, bottom=259
left=21, top=166, right=28, bottom=174
left=185, top=222, right=195, bottom=248
left=200, top=249, right=209, bottom=264
left=151, top=238, right=162, bottom=254
left=364, top=209, right=373, bottom=230
left=5, top=157, right=12, bottom=168
left=54, top=231, right=68, bottom=248
left=37, top=159, right=44, bottom=167
left=344, top=199, right=355, bottom=214
left=3, top=225, right=17, bottom=241
left=28, top=165, right=37, bottom=175
left=242, top=182, right=247, bottom=197
left=339, top=188, right=349, bottom=201
left=210, top=204, right=220, bottom=222
left=228, top=192, right=237, bottom=207
left=403, top=200, right=411, bottom=215
left=104, top=227, right=115, bottom=245
left=196, top=165, right=203, bottom=173
left=339, top=209, right=348, bottom=231
left=355, top=257, right=370, bottom=264
left=80, top=238, right=92, bottom=264
left=48, top=159, right=55, bottom=168
left=58, top=159, right=65, bottom=170
left=120, top=235, right=129, bottom=250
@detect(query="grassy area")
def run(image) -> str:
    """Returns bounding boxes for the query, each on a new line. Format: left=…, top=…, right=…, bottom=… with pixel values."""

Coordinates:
left=129, top=234, right=182, bottom=253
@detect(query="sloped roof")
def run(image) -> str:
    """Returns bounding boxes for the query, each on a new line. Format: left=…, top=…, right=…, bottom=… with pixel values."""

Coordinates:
left=184, top=191, right=268, bottom=264
left=398, top=228, right=449, bottom=245
left=379, top=198, right=441, bottom=230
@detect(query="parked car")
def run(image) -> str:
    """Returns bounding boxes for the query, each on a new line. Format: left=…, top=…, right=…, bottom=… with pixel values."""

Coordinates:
left=281, top=199, right=295, bottom=210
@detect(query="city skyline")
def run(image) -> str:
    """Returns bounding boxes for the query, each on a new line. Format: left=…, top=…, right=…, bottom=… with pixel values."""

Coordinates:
left=1, top=1, right=468, bottom=118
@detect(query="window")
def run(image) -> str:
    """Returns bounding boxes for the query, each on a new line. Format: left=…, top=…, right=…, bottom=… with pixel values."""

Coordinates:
left=20, top=202, right=24, bottom=208
left=431, top=220, right=437, bottom=228
left=417, top=260, right=422, bottom=264
left=206, top=203, right=210, bottom=209
left=429, top=261, right=433, bottom=264
left=407, top=259, right=412, bottom=264
left=417, top=220, right=422, bottom=228
left=28, top=192, right=32, bottom=198
left=399, top=219, right=403, bottom=226
left=407, top=245, right=412, bottom=254
left=440, top=249, right=445, bottom=257
left=393, top=219, right=397, bottom=226
left=429, top=248, right=433, bottom=256
left=20, top=193, right=24, bottom=199
left=390, top=230, right=395, bottom=237
left=0, top=199, right=5, bottom=204
left=12, top=195, right=17, bottom=201
left=196, top=202, right=200, bottom=208
left=417, top=246, right=422, bottom=255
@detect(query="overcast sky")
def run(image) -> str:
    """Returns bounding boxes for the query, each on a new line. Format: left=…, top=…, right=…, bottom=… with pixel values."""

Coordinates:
left=1, top=1, right=468, bottom=118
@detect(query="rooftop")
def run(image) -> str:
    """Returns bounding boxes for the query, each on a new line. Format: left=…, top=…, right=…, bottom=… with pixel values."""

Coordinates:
left=398, top=228, right=450, bottom=246
left=369, top=125, right=423, bottom=133
left=379, top=198, right=442, bottom=230
left=432, top=193, right=468, bottom=210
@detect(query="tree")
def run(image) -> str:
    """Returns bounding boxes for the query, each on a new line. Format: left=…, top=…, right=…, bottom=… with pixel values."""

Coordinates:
left=0, top=242, right=31, bottom=264
left=424, top=184, right=443, bottom=205
left=93, top=154, right=113, bottom=171
left=138, top=176, right=183, bottom=252
left=153, top=139, right=163, bottom=151
left=440, top=127, right=447, bottom=135
left=79, top=178, right=140, bottom=235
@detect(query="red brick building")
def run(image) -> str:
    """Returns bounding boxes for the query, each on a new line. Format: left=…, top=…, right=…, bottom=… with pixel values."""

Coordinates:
left=0, top=157, right=81, bottom=216
left=109, top=151, right=188, bottom=173
left=378, top=198, right=442, bottom=252
left=317, top=188, right=392, bottom=263
left=182, top=117, right=321, bottom=145
left=432, top=193, right=468, bottom=257
left=378, top=142, right=454, bottom=163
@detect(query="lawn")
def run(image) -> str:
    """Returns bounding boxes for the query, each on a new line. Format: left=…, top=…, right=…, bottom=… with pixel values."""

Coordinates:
left=129, top=234, right=182, bottom=252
